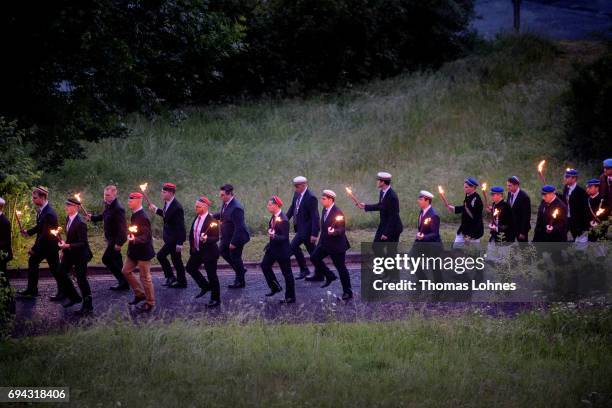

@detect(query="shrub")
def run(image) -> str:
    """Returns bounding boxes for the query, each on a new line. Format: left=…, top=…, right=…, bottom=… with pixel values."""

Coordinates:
left=563, top=42, right=612, bottom=162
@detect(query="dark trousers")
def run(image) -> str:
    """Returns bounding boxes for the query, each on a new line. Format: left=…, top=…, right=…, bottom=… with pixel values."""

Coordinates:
left=157, top=242, right=186, bottom=284
left=102, top=244, right=126, bottom=285
left=261, top=251, right=295, bottom=299
left=27, top=250, right=60, bottom=294
left=186, top=253, right=220, bottom=301
left=310, top=247, right=352, bottom=296
left=58, top=257, right=91, bottom=301
left=291, top=234, right=315, bottom=273
left=220, top=243, right=246, bottom=283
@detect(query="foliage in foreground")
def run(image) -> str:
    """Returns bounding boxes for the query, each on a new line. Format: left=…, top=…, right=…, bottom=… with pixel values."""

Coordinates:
left=1, top=307, right=611, bottom=407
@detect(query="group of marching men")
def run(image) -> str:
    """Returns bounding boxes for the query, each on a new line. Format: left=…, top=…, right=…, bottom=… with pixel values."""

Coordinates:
left=0, top=158, right=610, bottom=314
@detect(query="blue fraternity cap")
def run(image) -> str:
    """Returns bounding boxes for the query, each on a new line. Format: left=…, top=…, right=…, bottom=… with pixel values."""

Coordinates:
left=490, top=186, right=504, bottom=194
left=586, top=178, right=600, bottom=186
left=541, top=185, right=556, bottom=194
left=464, top=177, right=479, bottom=187
left=604, top=158, right=612, bottom=168
left=564, top=168, right=578, bottom=177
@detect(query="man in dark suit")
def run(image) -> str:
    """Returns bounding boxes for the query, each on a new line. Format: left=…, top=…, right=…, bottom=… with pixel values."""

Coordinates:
left=533, top=185, right=568, bottom=242
left=560, top=169, right=589, bottom=242
left=214, top=184, right=250, bottom=289
left=0, top=197, right=15, bottom=314
left=585, top=178, right=609, bottom=241
left=599, top=159, right=612, bottom=210
left=186, top=196, right=221, bottom=307
left=412, top=191, right=442, bottom=283
left=261, top=196, right=295, bottom=303
left=286, top=176, right=325, bottom=281
left=506, top=176, right=531, bottom=242
left=445, top=177, right=484, bottom=247
left=488, top=186, right=515, bottom=243
left=87, top=185, right=128, bottom=290
left=357, top=171, right=404, bottom=246
left=414, top=191, right=441, bottom=243
left=310, top=190, right=353, bottom=301
left=123, top=192, right=156, bottom=312
left=56, top=197, right=94, bottom=314
left=17, top=186, right=62, bottom=299
left=149, top=182, right=187, bottom=288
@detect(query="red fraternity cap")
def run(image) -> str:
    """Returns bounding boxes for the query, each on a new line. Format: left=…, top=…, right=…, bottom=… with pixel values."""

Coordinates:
left=271, top=195, right=283, bottom=207
left=129, top=192, right=143, bottom=199
left=162, top=182, right=177, bottom=192
left=197, top=196, right=211, bottom=206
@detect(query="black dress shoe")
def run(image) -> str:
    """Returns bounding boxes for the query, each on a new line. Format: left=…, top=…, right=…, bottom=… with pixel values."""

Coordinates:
left=162, top=277, right=177, bottom=287
left=136, top=303, right=154, bottom=312
left=295, top=270, right=310, bottom=280
left=109, top=284, right=130, bottom=291
left=320, top=276, right=337, bottom=288
left=169, top=282, right=187, bottom=289
left=305, top=275, right=325, bottom=282
left=206, top=300, right=221, bottom=308
left=62, top=297, right=83, bottom=308
left=280, top=297, right=296, bottom=304
left=75, top=296, right=93, bottom=315
left=50, top=293, right=67, bottom=302
left=128, top=296, right=146, bottom=305
left=341, top=292, right=353, bottom=301
left=228, top=281, right=245, bottom=289
left=265, top=286, right=282, bottom=297
left=195, top=288, right=210, bottom=298
left=17, top=289, right=38, bottom=298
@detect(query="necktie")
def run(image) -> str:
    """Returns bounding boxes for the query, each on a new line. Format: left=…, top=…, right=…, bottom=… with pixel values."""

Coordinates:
left=163, top=202, right=168, bottom=216
left=295, top=194, right=302, bottom=215
left=323, top=208, right=329, bottom=222
left=66, top=217, right=72, bottom=232
left=194, top=216, right=202, bottom=248
left=418, top=210, right=423, bottom=227
left=379, top=190, right=384, bottom=202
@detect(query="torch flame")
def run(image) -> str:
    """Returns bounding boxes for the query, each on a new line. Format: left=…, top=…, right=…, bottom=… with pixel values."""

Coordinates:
left=210, top=222, right=218, bottom=228
left=128, top=225, right=138, bottom=233
left=16, top=210, right=22, bottom=216
left=493, top=209, right=500, bottom=217
left=438, top=185, right=444, bottom=194
left=275, top=216, right=282, bottom=222
left=538, top=160, right=546, bottom=173
left=552, top=209, right=559, bottom=219
left=74, top=193, right=82, bottom=203
left=424, top=218, right=431, bottom=225
left=139, top=183, right=148, bottom=192
left=335, top=215, right=344, bottom=222
left=596, top=208, right=605, bottom=217
left=481, top=183, right=487, bottom=191
left=50, top=227, right=62, bottom=237
left=345, top=187, right=352, bottom=194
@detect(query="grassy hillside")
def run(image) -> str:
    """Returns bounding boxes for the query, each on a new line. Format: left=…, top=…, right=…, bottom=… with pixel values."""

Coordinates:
left=9, top=35, right=604, bottom=266
left=2, top=308, right=611, bottom=407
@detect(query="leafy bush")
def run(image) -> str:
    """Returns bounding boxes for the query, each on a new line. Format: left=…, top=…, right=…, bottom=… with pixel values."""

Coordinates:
left=1, top=0, right=245, bottom=169
left=217, top=0, right=475, bottom=95
left=563, top=42, right=612, bottom=161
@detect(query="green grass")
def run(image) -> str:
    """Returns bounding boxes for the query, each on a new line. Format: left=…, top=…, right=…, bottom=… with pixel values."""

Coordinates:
left=9, top=35, right=604, bottom=266
left=1, top=308, right=611, bottom=407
